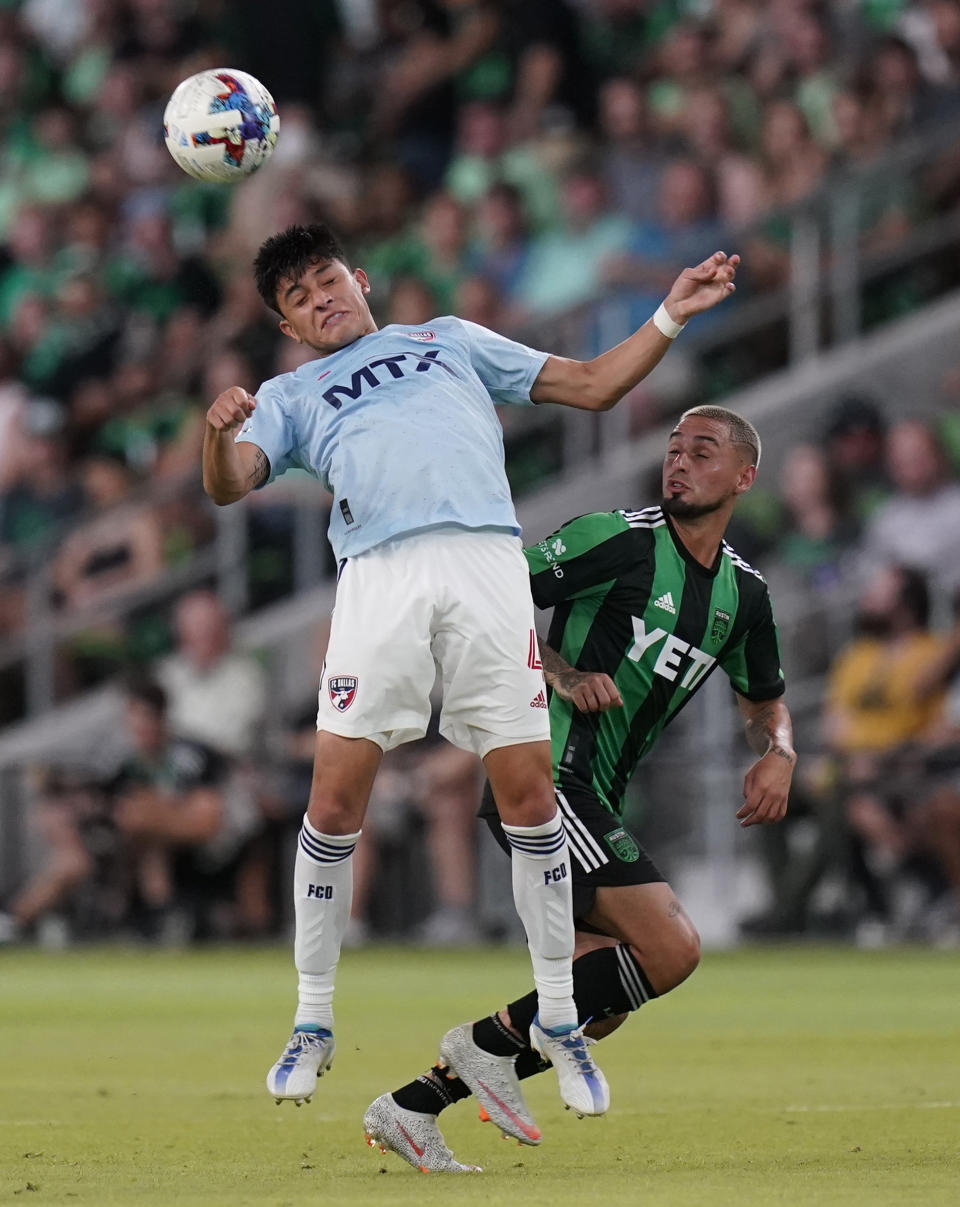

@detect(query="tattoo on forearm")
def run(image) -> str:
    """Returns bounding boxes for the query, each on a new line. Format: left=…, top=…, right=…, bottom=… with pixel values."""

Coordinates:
left=556, top=669, right=587, bottom=694
left=744, top=703, right=796, bottom=764
left=667, top=899, right=682, bottom=917
left=540, top=641, right=572, bottom=685
left=249, top=448, right=270, bottom=487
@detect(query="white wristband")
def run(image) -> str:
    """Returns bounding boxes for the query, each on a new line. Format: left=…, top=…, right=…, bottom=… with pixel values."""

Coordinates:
left=652, top=302, right=686, bottom=339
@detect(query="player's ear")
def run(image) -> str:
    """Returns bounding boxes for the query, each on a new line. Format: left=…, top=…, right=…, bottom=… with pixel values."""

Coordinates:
left=355, top=268, right=371, bottom=295
left=735, top=463, right=757, bottom=494
left=278, top=318, right=301, bottom=344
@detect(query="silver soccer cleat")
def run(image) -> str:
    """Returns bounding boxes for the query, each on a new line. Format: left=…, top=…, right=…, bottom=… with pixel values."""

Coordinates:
left=363, top=1093, right=482, bottom=1173
left=437, top=1023, right=542, bottom=1145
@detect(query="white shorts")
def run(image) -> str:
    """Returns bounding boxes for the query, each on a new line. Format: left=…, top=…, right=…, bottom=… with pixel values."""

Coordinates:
left=316, top=528, right=550, bottom=757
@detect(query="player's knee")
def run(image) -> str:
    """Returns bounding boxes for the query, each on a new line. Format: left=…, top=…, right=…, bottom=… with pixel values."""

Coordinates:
left=641, top=925, right=700, bottom=993
left=305, top=797, right=364, bottom=836
left=675, top=926, right=701, bottom=983
left=493, top=781, right=557, bottom=828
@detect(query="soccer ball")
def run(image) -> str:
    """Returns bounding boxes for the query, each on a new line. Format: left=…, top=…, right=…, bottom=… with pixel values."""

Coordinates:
left=163, top=68, right=279, bottom=183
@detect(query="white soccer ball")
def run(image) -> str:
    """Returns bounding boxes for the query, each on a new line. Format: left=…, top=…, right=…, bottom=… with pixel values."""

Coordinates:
left=163, top=68, right=279, bottom=183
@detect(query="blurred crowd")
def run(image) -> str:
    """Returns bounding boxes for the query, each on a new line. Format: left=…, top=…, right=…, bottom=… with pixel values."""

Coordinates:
left=736, top=397, right=960, bottom=946
left=5, top=2, right=960, bottom=690
left=0, top=589, right=488, bottom=947
left=6, top=0, right=960, bottom=946
left=9, top=396, right=960, bottom=950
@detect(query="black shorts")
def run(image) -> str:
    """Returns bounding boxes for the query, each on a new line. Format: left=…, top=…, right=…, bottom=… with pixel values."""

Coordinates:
left=479, top=781, right=664, bottom=927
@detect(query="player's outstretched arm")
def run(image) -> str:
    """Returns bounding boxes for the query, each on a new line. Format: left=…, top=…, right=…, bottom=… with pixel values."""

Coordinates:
left=735, top=695, right=796, bottom=828
left=202, top=387, right=269, bottom=505
left=530, top=251, right=739, bottom=412
left=540, top=638, right=623, bottom=713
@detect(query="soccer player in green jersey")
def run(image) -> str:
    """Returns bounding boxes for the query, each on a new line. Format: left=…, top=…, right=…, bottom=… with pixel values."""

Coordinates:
left=363, top=405, right=796, bottom=1172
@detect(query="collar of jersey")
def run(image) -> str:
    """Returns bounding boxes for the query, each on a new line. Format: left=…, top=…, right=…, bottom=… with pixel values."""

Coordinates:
left=663, top=513, right=723, bottom=578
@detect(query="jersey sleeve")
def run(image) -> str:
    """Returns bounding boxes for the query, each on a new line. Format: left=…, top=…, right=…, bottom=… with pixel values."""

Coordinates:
left=719, top=587, right=786, bottom=701
left=234, top=380, right=299, bottom=486
left=524, top=511, right=635, bottom=608
left=457, top=318, right=549, bottom=405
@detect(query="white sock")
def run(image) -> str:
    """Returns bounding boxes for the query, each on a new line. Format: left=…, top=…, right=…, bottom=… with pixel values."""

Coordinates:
left=292, top=817, right=360, bottom=1030
left=501, top=810, right=576, bottom=1030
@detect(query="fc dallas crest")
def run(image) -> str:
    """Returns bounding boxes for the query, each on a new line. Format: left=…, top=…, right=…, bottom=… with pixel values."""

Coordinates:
left=328, top=675, right=358, bottom=711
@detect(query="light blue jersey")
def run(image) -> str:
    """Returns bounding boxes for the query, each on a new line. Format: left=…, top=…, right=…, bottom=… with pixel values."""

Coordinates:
left=235, top=317, right=549, bottom=561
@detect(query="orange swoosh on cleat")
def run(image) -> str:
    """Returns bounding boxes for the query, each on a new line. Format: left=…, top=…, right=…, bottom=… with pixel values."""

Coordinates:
left=396, top=1123, right=425, bottom=1158
left=475, top=1080, right=541, bottom=1142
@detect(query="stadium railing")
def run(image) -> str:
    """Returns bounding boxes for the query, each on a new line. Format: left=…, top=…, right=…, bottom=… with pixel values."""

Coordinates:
left=3, top=285, right=960, bottom=938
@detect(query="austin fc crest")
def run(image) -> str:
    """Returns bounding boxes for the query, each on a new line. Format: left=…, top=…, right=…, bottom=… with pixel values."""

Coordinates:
left=328, top=675, right=358, bottom=712
left=710, top=608, right=731, bottom=645
left=603, top=827, right=639, bottom=864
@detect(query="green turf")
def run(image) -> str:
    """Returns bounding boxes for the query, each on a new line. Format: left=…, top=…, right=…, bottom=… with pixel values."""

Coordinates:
left=1, top=944, right=959, bottom=1206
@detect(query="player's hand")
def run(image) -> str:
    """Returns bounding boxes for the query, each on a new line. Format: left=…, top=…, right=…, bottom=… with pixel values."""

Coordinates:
left=550, top=669, right=623, bottom=714
left=663, top=251, right=739, bottom=323
left=206, top=386, right=257, bottom=433
left=736, top=747, right=795, bottom=828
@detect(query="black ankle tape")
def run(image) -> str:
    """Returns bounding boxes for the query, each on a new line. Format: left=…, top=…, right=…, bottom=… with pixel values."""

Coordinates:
left=473, top=1013, right=528, bottom=1057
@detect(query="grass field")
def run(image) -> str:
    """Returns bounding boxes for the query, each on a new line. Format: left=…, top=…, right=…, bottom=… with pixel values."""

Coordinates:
left=1, top=944, right=959, bottom=1206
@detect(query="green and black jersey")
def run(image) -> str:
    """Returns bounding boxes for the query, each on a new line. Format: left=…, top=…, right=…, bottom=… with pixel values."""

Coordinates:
left=524, top=505, right=785, bottom=818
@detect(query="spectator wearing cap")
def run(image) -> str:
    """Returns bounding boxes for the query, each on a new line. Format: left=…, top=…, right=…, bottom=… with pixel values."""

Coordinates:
left=822, top=394, right=890, bottom=523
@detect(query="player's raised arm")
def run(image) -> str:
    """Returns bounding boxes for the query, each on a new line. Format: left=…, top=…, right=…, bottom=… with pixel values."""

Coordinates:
left=530, top=251, right=739, bottom=411
left=202, top=387, right=270, bottom=505
left=734, top=695, right=796, bottom=828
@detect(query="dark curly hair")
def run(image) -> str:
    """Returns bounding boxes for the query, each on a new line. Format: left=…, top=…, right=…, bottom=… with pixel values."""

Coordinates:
left=253, top=223, right=350, bottom=315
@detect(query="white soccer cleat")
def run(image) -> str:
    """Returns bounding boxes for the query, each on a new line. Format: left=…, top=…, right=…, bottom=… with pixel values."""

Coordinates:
left=363, top=1093, right=482, bottom=1173
left=437, top=1023, right=542, bottom=1145
left=265, top=1025, right=335, bottom=1104
left=529, top=1015, right=609, bottom=1118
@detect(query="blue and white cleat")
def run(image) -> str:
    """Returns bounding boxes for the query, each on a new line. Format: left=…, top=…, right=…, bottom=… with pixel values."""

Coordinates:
left=528, top=1015, right=609, bottom=1118
left=266, top=1025, right=335, bottom=1105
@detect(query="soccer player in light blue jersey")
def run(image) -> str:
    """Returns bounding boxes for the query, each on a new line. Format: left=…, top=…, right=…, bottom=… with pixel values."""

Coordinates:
left=201, top=223, right=738, bottom=1133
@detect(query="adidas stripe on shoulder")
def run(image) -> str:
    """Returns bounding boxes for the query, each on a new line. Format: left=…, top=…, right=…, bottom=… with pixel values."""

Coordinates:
left=620, top=506, right=665, bottom=529
left=721, top=540, right=765, bottom=582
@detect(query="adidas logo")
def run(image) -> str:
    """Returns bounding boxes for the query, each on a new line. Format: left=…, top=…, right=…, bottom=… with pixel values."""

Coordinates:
left=530, top=689, right=548, bottom=709
left=653, top=592, right=676, bottom=614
